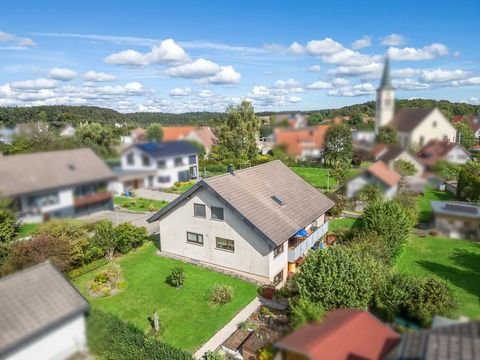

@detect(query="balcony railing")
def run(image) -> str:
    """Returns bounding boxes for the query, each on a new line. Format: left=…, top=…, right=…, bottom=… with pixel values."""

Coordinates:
left=74, top=191, right=112, bottom=208
left=288, top=221, right=329, bottom=263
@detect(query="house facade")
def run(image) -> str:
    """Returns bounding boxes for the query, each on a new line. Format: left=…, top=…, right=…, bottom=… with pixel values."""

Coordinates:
left=273, top=125, right=330, bottom=160
left=147, top=160, right=334, bottom=285
left=373, top=144, right=424, bottom=176
left=0, top=148, right=115, bottom=222
left=345, top=161, right=401, bottom=199
left=417, top=139, right=471, bottom=168
left=0, top=262, right=89, bottom=360
left=113, top=141, right=199, bottom=193
left=375, top=59, right=457, bottom=149
left=162, top=126, right=218, bottom=155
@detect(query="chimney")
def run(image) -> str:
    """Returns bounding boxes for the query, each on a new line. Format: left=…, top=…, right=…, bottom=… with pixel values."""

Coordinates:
left=227, top=164, right=234, bottom=175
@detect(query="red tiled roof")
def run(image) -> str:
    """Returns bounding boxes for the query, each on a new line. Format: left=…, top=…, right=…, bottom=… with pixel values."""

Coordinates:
left=416, top=139, right=468, bottom=166
left=371, top=143, right=388, bottom=158
left=275, top=309, right=400, bottom=360
left=274, top=125, right=330, bottom=157
left=367, top=160, right=401, bottom=187
left=162, top=126, right=217, bottom=151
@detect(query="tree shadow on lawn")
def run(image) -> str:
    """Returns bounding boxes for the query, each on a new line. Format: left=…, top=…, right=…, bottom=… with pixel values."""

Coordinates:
left=417, top=248, right=480, bottom=303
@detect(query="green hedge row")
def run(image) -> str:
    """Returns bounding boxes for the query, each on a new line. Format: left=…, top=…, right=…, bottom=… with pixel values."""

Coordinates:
left=87, top=309, right=193, bottom=360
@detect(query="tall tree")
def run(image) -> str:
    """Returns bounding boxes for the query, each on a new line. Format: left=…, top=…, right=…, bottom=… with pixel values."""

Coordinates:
left=377, top=126, right=399, bottom=145
left=455, top=121, right=476, bottom=149
left=323, top=124, right=352, bottom=166
left=146, top=123, right=164, bottom=143
left=74, top=123, right=118, bottom=157
left=212, top=101, right=261, bottom=162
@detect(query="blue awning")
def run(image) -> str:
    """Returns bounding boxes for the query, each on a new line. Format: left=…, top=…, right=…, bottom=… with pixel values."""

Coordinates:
left=294, top=229, right=308, bottom=237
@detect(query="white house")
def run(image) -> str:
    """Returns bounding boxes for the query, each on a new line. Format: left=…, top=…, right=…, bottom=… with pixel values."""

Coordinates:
left=0, top=148, right=116, bottom=222
left=147, top=160, right=334, bottom=285
left=416, top=139, right=471, bottom=168
left=374, top=58, right=457, bottom=149
left=373, top=144, right=424, bottom=177
left=113, top=141, right=199, bottom=194
left=0, top=262, right=89, bottom=360
left=345, top=160, right=401, bottom=199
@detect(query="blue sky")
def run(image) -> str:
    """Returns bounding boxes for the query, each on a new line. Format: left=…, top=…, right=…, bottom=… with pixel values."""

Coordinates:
left=0, top=0, right=479, bottom=113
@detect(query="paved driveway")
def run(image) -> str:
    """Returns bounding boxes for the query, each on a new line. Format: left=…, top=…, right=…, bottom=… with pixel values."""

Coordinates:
left=134, top=189, right=179, bottom=202
left=79, top=210, right=158, bottom=234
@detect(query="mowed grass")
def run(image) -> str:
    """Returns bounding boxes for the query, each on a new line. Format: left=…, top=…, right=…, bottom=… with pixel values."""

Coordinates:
left=291, top=167, right=359, bottom=190
left=17, top=222, right=39, bottom=238
left=396, top=235, right=480, bottom=319
left=328, top=217, right=364, bottom=232
left=166, top=180, right=196, bottom=194
left=418, top=187, right=457, bottom=223
left=114, top=196, right=168, bottom=212
left=73, top=243, right=258, bottom=352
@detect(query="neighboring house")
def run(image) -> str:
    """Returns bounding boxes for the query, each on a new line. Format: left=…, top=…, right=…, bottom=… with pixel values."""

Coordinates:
left=0, top=127, right=15, bottom=145
left=416, top=139, right=472, bottom=168
left=274, top=309, right=400, bottom=360
left=374, top=58, right=457, bottom=148
left=431, top=201, right=480, bottom=241
left=59, top=124, right=75, bottom=137
left=273, top=125, right=330, bottom=160
left=345, top=161, right=401, bottom=199
left=0, top=148, right=116, bottom=222
left=287, top=114, right=308, bottom=129
left=162, top=126, right=218, bottom=155
left=0, top=262, right=89, bottom=360
left=386, top=320, right=480, bottom=359
left=453, top=115, right=480, bottom=141
left=372, top=144, right=424, bottom=176
left=130, top=127, right=146, bottom=143
left=113, top=141, right=199, bottom=193
left=147, top=160, right=334, bottom=285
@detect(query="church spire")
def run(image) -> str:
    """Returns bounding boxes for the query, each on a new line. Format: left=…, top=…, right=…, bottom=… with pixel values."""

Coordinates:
left=378, top=56, right=394, bottom=90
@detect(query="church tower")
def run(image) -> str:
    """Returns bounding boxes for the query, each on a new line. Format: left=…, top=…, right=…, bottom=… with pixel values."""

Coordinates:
left=375, top=57, right=395, bottom=135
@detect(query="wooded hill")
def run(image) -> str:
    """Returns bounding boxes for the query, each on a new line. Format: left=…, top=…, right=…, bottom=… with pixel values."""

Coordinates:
left=0, top=99, right=478, bottom=128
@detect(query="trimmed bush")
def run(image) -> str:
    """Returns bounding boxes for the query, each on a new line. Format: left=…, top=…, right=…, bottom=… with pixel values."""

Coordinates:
left=167, top=267, right=185, bottom=288
left=87, top=309, right=193, bottom=360
left=209, top=284, right=234, bottom=305
left=289, top=295, right=325, bottom=329
left=115, top=222, right=150, bottom=254
left=87, top=263, right=124, bottom=298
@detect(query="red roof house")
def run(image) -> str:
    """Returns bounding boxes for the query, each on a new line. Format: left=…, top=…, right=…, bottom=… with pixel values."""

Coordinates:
left=274, top=125, right=330, bottom=159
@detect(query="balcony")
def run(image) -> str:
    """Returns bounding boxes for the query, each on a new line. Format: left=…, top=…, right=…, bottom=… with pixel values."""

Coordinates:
left=288, top=221, right=329, bottom=263
left=74, top=191, right=112, bottom=208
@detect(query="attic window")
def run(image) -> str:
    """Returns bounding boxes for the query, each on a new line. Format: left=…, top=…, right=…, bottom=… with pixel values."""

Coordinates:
left=68, top=164, right=75, bottom=171
left=271, top=195, right=285, bottom=206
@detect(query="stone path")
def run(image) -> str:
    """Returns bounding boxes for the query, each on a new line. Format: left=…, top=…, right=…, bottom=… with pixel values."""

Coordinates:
left=194, top=297, right=261, bottom=359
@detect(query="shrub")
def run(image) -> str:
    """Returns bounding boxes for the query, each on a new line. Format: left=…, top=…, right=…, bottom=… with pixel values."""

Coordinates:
left=358, top=184, right=382, bottom=202
left=394, top=193, right=419, bottom=227
left=115, top=222, right=149, bottom=254
left=87, top=263, right=123, bottom=297
left=92, top=220, right=117, bottom=260
left=202, top=351, right=226, bottom=360
left=0, top=198, right=18, bottom=244
left=289, top=295, right=325, bottom=329
left=325, top=192, right=346, bottom=217
left=168, top=266, right=185, bottom=288
left=295, top=246, right=373, bottom=310
left=363, top=200, right=413, bottom=263
left=87, top=310, right=193, bottom=360
left=258, top=346, right=274, bottom=360
left=67, top=258, right=109, bottom=278
left=209, top=284, right=234, bottom=305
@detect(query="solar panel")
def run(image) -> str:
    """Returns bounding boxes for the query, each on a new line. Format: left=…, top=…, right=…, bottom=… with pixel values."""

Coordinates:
left=443, top=203, right=477, bottom=215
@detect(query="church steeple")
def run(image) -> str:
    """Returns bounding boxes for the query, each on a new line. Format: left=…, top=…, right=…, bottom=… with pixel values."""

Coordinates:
left=375, top=57, right=395, bottom=135
left=378, top=56, right=394, bottom=90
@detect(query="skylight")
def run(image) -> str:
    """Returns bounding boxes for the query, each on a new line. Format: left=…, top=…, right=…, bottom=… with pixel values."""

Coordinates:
left=271, top=195, right=285, bottom=206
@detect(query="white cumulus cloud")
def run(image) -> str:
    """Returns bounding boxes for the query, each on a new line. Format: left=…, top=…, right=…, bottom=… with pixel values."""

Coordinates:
left=206, top=65, right=241, bottom=85
left=169, top=87, right=192, bottom=96
left=308, top=65, right=321, bottom=72
left=166, top=58, right=220, bottom=78
left=420, top=69, right=469, bottom=82
left=307, top=81, right=333, bottom=90
left=351, top=36, right=372, bottom=50
left=381, top=33, right=407, bottom=46
left=83, top=70, right=116, bottom=82
left=388, top=43, right=449, bottom=61
left=49, top=67, right=78, bottom=81
left=10, top=78, right=57, bottom=90
left=306, top=38, right=344, bottom=56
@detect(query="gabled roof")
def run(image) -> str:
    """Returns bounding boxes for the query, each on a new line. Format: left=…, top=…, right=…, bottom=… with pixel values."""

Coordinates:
left=162, top=126, right=218, bottom=151
left=416, top=140, right=470, bottom=166
left=0, top=148, right=116, bottom=197
left=386, top=320, right=480, bottom=360
left=134, top=141, right=199, bottom=159
left=377, top=145, right=405, bottom=163
left=0, top=262, right=89, bottom=357
left=367, top=160, right=401, bottom=187
left=274, top=125, right=330, bottom=157
left=148, top=160, right=334, bottom=246
left=390, top=108, right=436, bottom=133
left=275, top=309, right=400, bottom=360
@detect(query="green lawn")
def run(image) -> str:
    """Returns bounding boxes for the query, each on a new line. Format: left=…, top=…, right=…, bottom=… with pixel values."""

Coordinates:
left=73, top=243, right=258, bottom=352
left=418, top=187, right=457, bottom=223
left=17, top=222, right=39, bottom=238
left=114, top=196, right=168, bottom=212
left=396, top=235, right=480, bottom=319
left=328, top=217, right=364, bottom=232
left=290, top=167, right=360, bottom=190
left=165, top=180, right=196, bottom=194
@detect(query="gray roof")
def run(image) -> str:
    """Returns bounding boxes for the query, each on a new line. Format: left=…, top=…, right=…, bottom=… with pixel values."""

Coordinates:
left=377, top=145, right=405, bottom=164
left=0, top=262, right=89, bottom=356
left=0, top=148, right=116, bottom=197
left=148, top=160, right=334, bottom=246
left=386, top=320, right=480, bottom=360
left=379, top=57, right=394, bottom=91
left=431, top=201, right=480, bottom=219
left=390, top=108, right=435, bottom=133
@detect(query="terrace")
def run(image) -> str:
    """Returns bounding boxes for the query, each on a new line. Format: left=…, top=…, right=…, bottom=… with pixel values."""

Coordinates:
left=287, top=221, right=329, bottom=263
